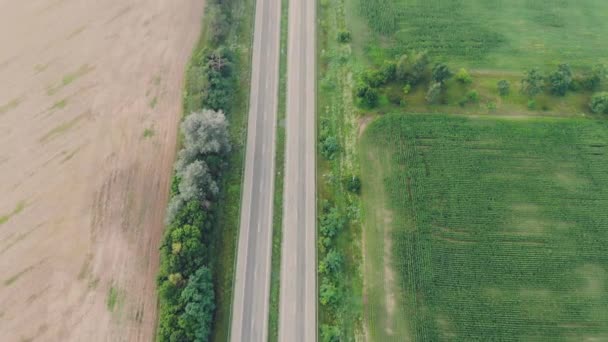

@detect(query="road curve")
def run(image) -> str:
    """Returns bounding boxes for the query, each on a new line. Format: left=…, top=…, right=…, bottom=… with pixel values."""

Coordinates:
left=278, top=0, right=317, bottom=340
left=229, top=0, right=281, bottom=339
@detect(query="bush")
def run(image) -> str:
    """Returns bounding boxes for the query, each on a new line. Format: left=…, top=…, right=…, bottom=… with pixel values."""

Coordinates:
left=497, top=80, right=510, bottom=96
left=337, top=30, right=351, bottom=43
left=487, top=102, right=497, bottom=112
left=521, top=68, right=544, bottom=97
left=527, top=99, right=537, bottom=110
left=548, top=64, right=572, bottom=96
left=320, top=324, right=341, bottom=342
left=320, top=136, right=340, bottom=160
left=590, top=92, right=608, bottom=114
left=396, top=51, right=429, bottom=86
left=455, top=68, right=472, bottom=84
left=467, top=90, right=479, bottom=103
left=345, top=175, right=361, bottom=194
left=582, top=64, right=607, bottom=91
left=355, top=82, right=379, bottom=107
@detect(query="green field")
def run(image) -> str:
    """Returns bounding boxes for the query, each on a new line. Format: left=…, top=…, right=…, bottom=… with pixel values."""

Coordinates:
left=361, top=114, right=608, bottom=341
left=354, top=0, right=608, bottom=70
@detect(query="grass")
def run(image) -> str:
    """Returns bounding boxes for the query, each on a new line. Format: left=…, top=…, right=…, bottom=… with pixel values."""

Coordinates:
left=354, top=0, right=608, bottom=70
left=0, top=201, right=26, bottom=226
left=361, top=113, right=608, bottom=341
left=142, top=127, right=155, bottom=139
left=0, top=97, right=23, bottom=115
left=3, top=264, right=34, bottom=287
left=107, top=286, right=124, bottom=313
left=47, top=64, right=94, bottom=95
left=267, top=0, right=289, bottom=339
left=50, top=98, right=68, bottom=111
left=39, top=112, right=88, bottom=143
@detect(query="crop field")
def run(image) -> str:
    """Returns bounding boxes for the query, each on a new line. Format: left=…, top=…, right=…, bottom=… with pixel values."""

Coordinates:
left=353, top=0, right=608, bottom=70
left=360, top=114, right=608, bottom=341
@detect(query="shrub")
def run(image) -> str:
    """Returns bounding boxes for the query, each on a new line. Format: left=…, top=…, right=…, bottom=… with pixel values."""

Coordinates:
left=548, top=64, right=572, bottom=96
left=455, top=68, right=472, bottom=84
left=426, top=82, right=442, bottom=104
left=320, top=325, right=341, bottom=342
left=345, top=175, right=361, bottom=194
left=487, top=102, right=497, bottom=111
left=497, top=80, right=510, bottom=96
left=590, top=92, right=608, bottom=114
left=396, top=51, right=429, bottom=86
left=403, top=84, right=411, bottom=96
left=527, top=99, right=537, bottom=110
left=582, top=64, right=607, bottom=91
left=319, top=280, right=339, bottom=306
left=355, top=82, right=379, bottom=107
left=380, top=61, right=397, bottom=83
left=337, top=30, right=351, bottom=43
left=521, top=68, right=544, bottom=97
left=432, top=63, right=453, bottom=84
left=320, top=136, right=340, bottom=160
left=467, top=90, right=479, bottom=103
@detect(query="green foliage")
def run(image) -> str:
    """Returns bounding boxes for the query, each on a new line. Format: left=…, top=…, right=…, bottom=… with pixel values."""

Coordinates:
left=467, top=90, right=479, bottom=103
left=431, top=63, right=453, bottom=84
left=455, top=68, right=472, bottom=84
left=425, top=82, right=442, bottom=104
left=319, top=280, right=339, bottom=306
left=521, top=68, right=544, bottom=97
left=582, top=64, right=607, bottom=91
left=362, top=114, right=608, bottom=341
left=548, top=64, right=572, bottom=96
left=396, top=51, right=429, bottom=86
left=319, top=249, right=343, bottom=275
left=320, top=135, right=340, bottom=160
left=355, top=82, right=379, bottom=107
left=337, top=30, right=351, bottom=43
left=527, top=99, right=537, bottom=110
left=497, top=79, right=510, bottom=96
left=590, top=92, right=608, bottom=114
left=320, top=324, right=341, bottom=342
left=178, top=267, right=215, bottom=342
left=345, top=175, right=361, bottom=194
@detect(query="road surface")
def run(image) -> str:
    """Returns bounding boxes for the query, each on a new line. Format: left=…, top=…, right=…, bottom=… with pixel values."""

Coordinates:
left=230, top=0, right=281, bottom=339
left=279, top=0, right=317, bottom=340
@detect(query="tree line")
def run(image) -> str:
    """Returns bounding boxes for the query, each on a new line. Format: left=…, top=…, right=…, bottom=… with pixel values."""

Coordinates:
left=354, top=49, right=607, bottom=114
left=156, top=1, right=237, bottom=341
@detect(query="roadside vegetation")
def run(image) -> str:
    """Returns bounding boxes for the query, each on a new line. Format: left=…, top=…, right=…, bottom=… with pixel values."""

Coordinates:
left=317, top=0, right=363, bottom=340
left=156, top=0, right=255, bottom=340
left=361, top=114, right=608, bottom=340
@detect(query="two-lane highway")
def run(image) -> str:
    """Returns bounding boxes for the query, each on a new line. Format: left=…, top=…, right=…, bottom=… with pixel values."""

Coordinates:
left=279, top=0, right=317, bottom=340
left=230, top=0, right=281, bottom=339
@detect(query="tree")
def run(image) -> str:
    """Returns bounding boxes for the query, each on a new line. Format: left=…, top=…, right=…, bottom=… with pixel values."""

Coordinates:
left=396, top=51, right=429, bottom=86
left=425, top=82, right=442, bottom=104
left=320, top=135, right=340, bottom=160
left=497, top=80, right=510, bottom=96
left=455, top=68, right=472, bottom=84
left=548, top=64, right=572, bottom=96
left=355, top=82, right=378, bottom=107
left=319, top=280, right=339, bottom=306
left=590, top=92, right=608, bottom=114
left=521, top=68, right=544, bottom=97
left=320, top=324, right=341, bottom=342
left=177, top=109, right=231, bottom=171
left=178, top=267, right=215, bottom=342
left=432, top=63, right=452, bottom=84
left=582, top=64, right=607, bottom=91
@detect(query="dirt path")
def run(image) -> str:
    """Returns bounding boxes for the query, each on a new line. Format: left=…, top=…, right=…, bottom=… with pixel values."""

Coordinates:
left=0, top=0, right=203, bottom=340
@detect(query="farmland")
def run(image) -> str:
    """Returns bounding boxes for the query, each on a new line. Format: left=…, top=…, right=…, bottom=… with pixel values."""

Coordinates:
left=360, top=114, right=608, bottom=341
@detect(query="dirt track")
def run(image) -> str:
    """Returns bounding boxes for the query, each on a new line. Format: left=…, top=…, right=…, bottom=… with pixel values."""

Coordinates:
left=0, top=0, right=203, bottom=340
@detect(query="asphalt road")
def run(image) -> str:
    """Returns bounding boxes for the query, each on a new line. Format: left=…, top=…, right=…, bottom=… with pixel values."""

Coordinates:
left=229, top=0, right=281, bottom=339
left=278, top=0, right=317, bottom=340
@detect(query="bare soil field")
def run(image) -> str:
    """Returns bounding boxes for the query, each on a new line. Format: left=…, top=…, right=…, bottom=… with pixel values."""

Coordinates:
left=0, top=0, right=203, bottom=340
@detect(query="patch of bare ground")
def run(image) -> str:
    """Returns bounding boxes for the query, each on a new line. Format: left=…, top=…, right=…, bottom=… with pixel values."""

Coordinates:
left=358, top=114, right=375, bottom=138
left=0, top=0, right=204, bottom=340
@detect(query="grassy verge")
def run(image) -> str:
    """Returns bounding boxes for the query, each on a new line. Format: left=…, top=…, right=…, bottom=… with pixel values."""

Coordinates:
left=317, top=0, right=363, bottom=339
left=210, top=0, right=256, bottom=341
left=266, top=0, right=289, bottom=340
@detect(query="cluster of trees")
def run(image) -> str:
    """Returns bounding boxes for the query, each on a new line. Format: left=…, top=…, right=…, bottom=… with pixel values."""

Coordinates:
left=157, top=110, right=231, bottom=342
left=318, top=202, right=347, bottom=342
left=519, top=64, right=607, bottom=113
left=157, top=1, right=238, bottom=340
